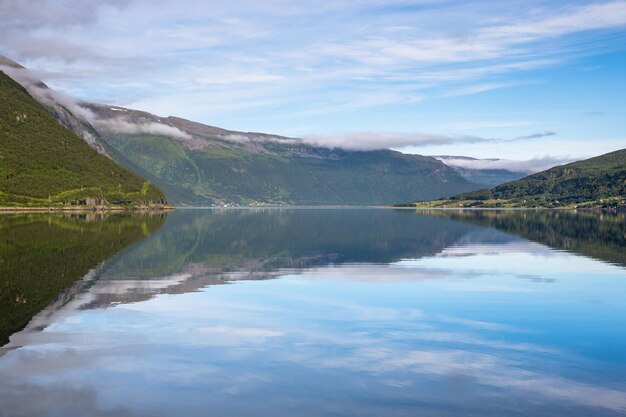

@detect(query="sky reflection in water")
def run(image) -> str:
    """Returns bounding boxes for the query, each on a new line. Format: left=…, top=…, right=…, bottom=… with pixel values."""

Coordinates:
left=0, top=209, right=625, bottom=417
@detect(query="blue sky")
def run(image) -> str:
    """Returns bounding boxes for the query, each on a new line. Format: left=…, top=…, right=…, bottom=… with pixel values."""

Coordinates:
left=1, top=0, right=625, bottom=162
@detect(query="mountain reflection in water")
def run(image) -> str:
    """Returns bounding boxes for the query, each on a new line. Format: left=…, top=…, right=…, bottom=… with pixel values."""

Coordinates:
left=0, top=209, right=625, bottom=417
left=0, top=212, right=166, bottom=345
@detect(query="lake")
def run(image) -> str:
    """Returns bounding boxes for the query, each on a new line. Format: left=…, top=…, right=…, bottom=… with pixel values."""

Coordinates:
left=1, top=208, right=625, bottom=417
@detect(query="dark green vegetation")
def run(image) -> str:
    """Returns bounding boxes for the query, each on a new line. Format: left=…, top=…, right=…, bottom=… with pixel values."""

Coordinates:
left=403, top=149, right=626, bottom=208
left=0, top=213, right=166, bottom=345
left=0, top=55, right=111, bottom=157
left=107, top=137, right=475, bottom=205
left=89, top=106, right=480, bottom=206
left=0, top=71, right=166, bottom=207
left=425, top=209, right=626, bottom=267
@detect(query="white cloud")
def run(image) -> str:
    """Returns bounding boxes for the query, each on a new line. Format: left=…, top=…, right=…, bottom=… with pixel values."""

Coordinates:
left=93, top=117, right=192, bottom=140
left=301, top=131, right=567, bottom=152
left=220, top=133, right=299, bottom=144
left=444, top=120, right=540, bottom=130
left=197, top=326, right=284, bottom=339
left=304, top=131, right=493, bottom=150
left=321, top=1, right=626, bottom=67
left=434, top=155, right=572, bottom=173
left=0, top=63, right=96, bottom=122
left=441, top=81, right=538, bottom=98
left=483, top=1, right=626, bottom=39
left=194, top=72, right=284, bottom=86
left=3, top=1, right=626, bottom=104
left=1, top=0, right=625, bottom=158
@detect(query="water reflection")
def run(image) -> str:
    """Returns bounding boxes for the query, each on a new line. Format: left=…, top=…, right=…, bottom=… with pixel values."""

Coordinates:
left=13, top=209, right=488, bottom=314
left=0, top=209, right=625, bottom=417
left=421, top=209, right=626, bottom=267
left=0, top=213, right=166, bottom=345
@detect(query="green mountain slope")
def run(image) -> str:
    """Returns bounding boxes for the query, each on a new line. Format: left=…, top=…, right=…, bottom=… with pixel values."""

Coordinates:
left=88, top=105, right=480, bottom=206
left=0, top=71, right=166, bottom=207
left=0, top=55, right=112, bottom=157
left=403, top=149, right=626, bottom=208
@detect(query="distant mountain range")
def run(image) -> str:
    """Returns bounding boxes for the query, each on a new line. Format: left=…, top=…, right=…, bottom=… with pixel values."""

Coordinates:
left=86, top=104, right=480, bottom=205
left=433, top=155, right=528, bottom=186
left=404, top=149, right=626, bottom=208
left=0, top=69, right=166, bottom=208
left=0, top=56, right=499, bottom=207
left=5, top=55, right=602, bottom=208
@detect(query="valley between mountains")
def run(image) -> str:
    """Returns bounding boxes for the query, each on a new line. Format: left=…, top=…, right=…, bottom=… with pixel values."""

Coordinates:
left=1, top=56, right=623, bottom=209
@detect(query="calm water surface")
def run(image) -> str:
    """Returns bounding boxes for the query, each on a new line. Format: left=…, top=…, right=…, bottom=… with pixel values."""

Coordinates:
left=1, top=209, right=625, bottom=417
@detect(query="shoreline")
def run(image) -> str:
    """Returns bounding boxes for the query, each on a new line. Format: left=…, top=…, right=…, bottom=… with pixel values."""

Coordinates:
left=2, top=205, right=621, bottom=213
left=0, top=205, right=176, bottom=213
left=389, top=205, right=624, bottom=212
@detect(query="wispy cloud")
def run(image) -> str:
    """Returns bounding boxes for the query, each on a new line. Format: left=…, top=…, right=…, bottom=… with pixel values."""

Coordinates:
left=3, top=1, right=626, bottom=105
left=1, top=0, right=625, bottom=157
left=434, top=155, right=572, bottom=173
left=92, top=117, right=192, bottom=140
left=0, top=62, right=96, bottom=122
left=304, top=131, right=495, bottom=150
left=302, top=130, right=562, bottom=151
left=440, top=82, right=532, bottom=98
left=444, top=120, right=541, bottom=130
left=514, top=131, right=556, bottom=140
left=194, top=71, right=285, bottom=86
left=319, top=1, right=626, bottom=68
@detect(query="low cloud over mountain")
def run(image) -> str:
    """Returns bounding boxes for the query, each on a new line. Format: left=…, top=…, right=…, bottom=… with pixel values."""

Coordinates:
left=434, top=155, right=573, bottom=174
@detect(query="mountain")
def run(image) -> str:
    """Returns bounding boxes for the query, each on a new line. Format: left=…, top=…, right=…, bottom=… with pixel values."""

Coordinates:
left=434, top=155, right=528, bottom=187
left=1, top=56, right=482, bottom=206
left=86, top=104, right=480, bottom=206
left=402, top=149, right=626, bottom=208
left=0, top=56, right=111, bottom=157
left=0, top=70, right=166, bottom=208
